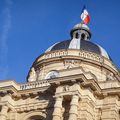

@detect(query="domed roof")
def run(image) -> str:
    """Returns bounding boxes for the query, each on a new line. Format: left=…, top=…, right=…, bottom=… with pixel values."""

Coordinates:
left=73, top=23, right=90, bottom=29
left=70, top=23, right=91, bottom=38
left=45, top=24, right=110, bottom=60
left=45, top=39, right=110, bottom=59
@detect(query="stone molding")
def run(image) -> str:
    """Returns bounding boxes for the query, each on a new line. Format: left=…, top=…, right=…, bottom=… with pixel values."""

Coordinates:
left=15, top=101, right=48, bottom=113
left=1, top=73, right=120, bottom=99
left=35, top=49, right=118, bottom=74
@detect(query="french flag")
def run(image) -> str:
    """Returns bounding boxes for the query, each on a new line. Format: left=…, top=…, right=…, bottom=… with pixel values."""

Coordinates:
left=81, top=6, right=90, bottom=24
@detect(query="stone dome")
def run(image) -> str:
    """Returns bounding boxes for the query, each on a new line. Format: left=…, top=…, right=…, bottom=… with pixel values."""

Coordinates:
left=45, top=23, right=110, bottom=59
left=27, top=23, right=119, bottom=83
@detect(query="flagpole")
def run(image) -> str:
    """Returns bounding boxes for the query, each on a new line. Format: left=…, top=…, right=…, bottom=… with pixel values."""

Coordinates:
left=80, top=21, right=84, bottom=27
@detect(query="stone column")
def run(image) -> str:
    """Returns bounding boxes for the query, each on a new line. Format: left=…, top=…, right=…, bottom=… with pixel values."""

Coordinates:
left=68, top=95, right=79, bottom=120
left=52, top=96, right=63, bottom=120
left=0, top=105, right=9, bottom=120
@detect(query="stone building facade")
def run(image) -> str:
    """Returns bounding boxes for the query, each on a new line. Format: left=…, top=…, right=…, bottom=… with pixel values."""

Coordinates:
left=0, top=23, right=120, bottom=120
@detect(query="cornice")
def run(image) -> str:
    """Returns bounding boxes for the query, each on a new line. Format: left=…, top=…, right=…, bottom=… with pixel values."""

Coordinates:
left=32, top=49, right=119, bottom=79
left=1, top=72, right=120, bottom=100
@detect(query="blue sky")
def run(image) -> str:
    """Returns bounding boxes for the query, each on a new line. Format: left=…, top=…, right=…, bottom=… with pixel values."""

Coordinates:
left=0, top=0, right=120, bottom=83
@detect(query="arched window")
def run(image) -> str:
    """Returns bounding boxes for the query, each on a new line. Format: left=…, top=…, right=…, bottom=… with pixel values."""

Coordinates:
left=45, top=70, right=59, bottom=80
left=23, top=111, right=46, bottom=120
left=75, top=33, right=79, bottom=39
left=81, top=33, right=85, bottom=40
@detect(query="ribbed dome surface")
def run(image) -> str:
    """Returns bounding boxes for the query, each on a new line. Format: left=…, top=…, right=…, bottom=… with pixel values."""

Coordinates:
left=45, top=39, right=110, bottom=59
left=45, top=23, right=110, bottom=60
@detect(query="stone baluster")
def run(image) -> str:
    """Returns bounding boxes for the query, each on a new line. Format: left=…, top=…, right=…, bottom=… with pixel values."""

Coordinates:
left=0, top=105, right=9, bottom=120
left=52, top=96, right=63, bottom=120
left=68, top=95, right=79, bottom=120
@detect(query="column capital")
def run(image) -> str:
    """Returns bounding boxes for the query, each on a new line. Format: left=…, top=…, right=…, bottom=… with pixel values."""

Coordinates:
left=55, top=96, right=63, bottom=99
left=72, top=94, right=80, bottom=97
left=71, top=94, right=80, bottom=101
left=54, top=95, right=63, bottom=99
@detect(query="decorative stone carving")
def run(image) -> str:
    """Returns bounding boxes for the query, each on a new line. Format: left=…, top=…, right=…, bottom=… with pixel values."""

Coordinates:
left=64, top=60, right=81, bottom=69
left=63, top=85, right=69, bottom=92
left=28, top=67, right=37, bottom=82
left=106, top=72, right=114, bottom=81
left=35, top=67, right=44, bottom=80
left=37, top=66, right=44, bottom=80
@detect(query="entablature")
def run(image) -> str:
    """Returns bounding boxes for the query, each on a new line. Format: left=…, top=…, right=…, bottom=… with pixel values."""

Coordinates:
left=1, top=73, right=120, bottom=101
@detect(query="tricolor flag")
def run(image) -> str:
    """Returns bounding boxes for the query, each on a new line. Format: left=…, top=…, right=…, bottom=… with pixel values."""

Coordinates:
left=81, top=6, right=90, bottom=24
